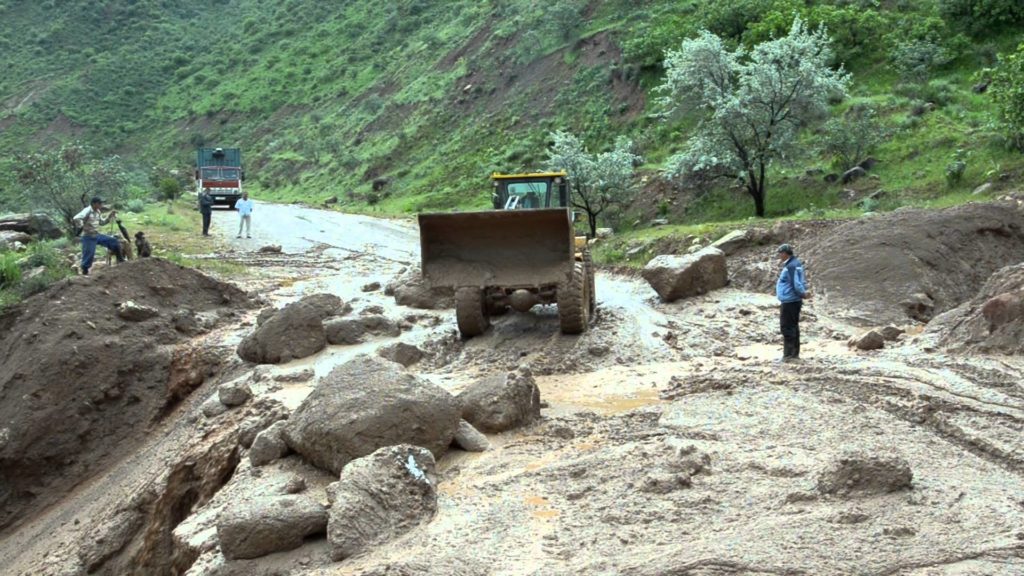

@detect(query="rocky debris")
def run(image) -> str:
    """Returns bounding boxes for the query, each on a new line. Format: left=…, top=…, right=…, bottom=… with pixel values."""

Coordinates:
left=256, top=307, right=276, bottom=326
left=849, top=329, right=885, bottom=351
left=283, top=475, right=307, bottom=494
left=457, top=368, right=541, bottom=433
left=298, top=293, right=348, bottom=318
left=237, top=397, right=290, bottom=449
left=327, top=445, right=438, bottom=560
left=728, top=260, right=775, bottom=293
left=879, top=325, right=905, bottom=341
left=324, top=315, right=400, bottom=345
left=840, top=166, right=867, bottom=184
left=596, top=227, right=614, bottom=238
left=928, top=263, right=1024, bottom=354
left=651, top=218, right=669, bottom=226
left=116, top=300, right=159, bottom=321
left=283, top=355, right=460, bottom=475
left=257, top=244, right=282, bottom=254
left=804, top=202, right=1024, bottom=325
left=361, top=281, right=382, bottom=292
left=973, top=182, right=993, bottom=196
left=816, top=453, right=913, bottom=497
left=272, top=368, right=315, bottom=382
left=709, top=229, right=748, bottom=256
left=0, top=230, right=33, bottom=248
left=250, top=420, right=290, bottom=466
left=201, top=395, right=229, bottom=418
left=378, top=342, right=424, bottom=367
left=452, top=420, right=490, bottom=452
left=218, top=379, right=253, bottom=407
left=237, top=299, right=328, bottom=364
left=172, top=308, right=218, bottom=335
left=641, top=247, right=728, bottom=303
left=0, top=212, right=62, bottom=239
left=386, top=266, right=454, bottom=310
left=216, top=496, right=328, bottom=560
left=0, top=258, right=252, bottom=530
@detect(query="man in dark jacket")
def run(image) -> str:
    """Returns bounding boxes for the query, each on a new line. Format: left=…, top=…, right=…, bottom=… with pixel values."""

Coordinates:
left=199, top=188, right=214, bottom=236
left=775, top=243, right=812, bottom=361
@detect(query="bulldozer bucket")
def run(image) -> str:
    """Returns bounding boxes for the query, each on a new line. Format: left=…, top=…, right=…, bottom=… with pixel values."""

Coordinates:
left=419, top=208, right=575, bottom=288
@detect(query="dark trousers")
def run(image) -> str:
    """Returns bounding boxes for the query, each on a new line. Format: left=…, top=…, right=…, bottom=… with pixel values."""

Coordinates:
left=201, top=208, right=212, bottom=235
left=780, top=300, right=802, bottom=358
left=81, top=234, right=121, bottom=273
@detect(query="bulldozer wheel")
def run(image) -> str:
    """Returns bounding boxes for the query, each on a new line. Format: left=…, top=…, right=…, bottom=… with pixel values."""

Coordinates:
left=456, top=287, right=490, bottom=337
left=583, top=250, right=596, bottom=315
left=558, top=262, right=589, bottom=335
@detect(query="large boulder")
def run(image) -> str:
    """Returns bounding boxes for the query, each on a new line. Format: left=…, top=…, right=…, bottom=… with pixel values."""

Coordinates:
left=237, top=299, right=327, bottom=363
left=282, top=355, right=460, bottom=475
left=0, top=213, right=63, bottom=239
left=709, top=229, right=748, bottom=256
left=927, top=263, right=1024, bottom=354
left=216, top=496, right=328, bottom=560
left=457, top=368, right=541, bottom=433
left=0, top=230, right=33, bottom=249
left=378, top=342, right=425, bottom=367
left=327, top=445, right=438, bottom=560
left=641, top=247, right=728, bottom=302
left=387, top=266, right=454, bottom=310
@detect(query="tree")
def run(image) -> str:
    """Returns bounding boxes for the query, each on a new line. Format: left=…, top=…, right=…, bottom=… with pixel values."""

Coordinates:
left=987, top=42, right=1024, bottom=151
left=15, top=144, right=128, bottom=235
left=658, top=18, right=849, bottom=217
left=546, top=131, right=640, bottom=238
left=823, top=105, right=882, bottom=172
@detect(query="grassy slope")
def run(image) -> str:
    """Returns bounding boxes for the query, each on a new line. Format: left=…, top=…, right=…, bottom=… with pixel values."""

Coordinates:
left=0, top=0, right=1022, bottom=238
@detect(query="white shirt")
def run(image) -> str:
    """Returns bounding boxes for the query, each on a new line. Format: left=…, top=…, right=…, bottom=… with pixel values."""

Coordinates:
left=236, top=198, right=254, bottom=216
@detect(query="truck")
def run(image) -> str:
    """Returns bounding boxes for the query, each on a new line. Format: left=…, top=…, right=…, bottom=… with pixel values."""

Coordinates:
left=195, top=147, right=244, bottom=209
left=418, top=171, right=594, bottom=338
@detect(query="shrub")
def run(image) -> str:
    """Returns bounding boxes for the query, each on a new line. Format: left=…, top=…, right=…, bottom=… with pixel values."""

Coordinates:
left=126, top=198, right=146, bottom=213
left=0, top=252, right=20, bottom=289
left=945, top=151, right=967, bottom=187
left=823, top=105, right=883, bottom=172
left=940, top=0, right=1024, bottom=35
left=890, top=40, right=953, bottom=83
left=986, top=43, right=1024, bottom=151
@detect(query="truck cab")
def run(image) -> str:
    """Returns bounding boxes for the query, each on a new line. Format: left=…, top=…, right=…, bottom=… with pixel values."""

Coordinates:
left=491, top=172, right=569, bottom=210
left=195, top=147, right=244, bottom=208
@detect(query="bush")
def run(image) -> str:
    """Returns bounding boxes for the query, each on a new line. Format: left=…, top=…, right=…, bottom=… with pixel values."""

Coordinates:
left=940, top=0, right=1024, bottom=35
left=945, top=151, right=967, bottom=187
left=889, top=40, right=953, bottom=83
left=126, top=198, right=146, bottom=213
left=0, top=252, right=21, bottom=289
left=987, top=43, right=1024, bottom=151
left=822, top=105, right=883, bottom=172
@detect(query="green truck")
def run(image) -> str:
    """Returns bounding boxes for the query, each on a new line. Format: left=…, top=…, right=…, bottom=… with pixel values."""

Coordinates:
left=195, top=147, right=244, bottom=208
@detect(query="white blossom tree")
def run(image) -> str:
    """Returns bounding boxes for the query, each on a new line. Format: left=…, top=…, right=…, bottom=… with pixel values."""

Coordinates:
left=546, top=131, right=640, bottom=238
left=659, top=18, right=849, bottom=217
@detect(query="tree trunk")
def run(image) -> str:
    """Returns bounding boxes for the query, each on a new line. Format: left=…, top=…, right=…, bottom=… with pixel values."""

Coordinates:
left=587, top=211, right=598, bottom=239
left=747, top=164, right=767, bottom=218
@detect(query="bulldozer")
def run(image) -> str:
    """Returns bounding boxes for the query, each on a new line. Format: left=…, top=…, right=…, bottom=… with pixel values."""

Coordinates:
left=418, top=171, right=595, bottom=338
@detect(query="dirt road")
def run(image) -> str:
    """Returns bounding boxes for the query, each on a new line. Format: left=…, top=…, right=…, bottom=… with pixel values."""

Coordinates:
left=4, top=202, right=1024, bottom=576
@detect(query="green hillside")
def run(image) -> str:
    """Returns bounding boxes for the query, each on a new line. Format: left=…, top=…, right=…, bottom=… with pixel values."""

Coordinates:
left=1, top=0, right=1022, bottom=224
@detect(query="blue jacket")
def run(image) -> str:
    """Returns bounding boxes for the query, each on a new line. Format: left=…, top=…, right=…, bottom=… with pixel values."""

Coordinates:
left=776, top=256, right=807, bottom=303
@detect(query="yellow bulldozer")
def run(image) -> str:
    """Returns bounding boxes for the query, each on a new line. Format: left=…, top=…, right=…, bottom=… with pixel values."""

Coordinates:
left=418, top=171, right=595, bottom=338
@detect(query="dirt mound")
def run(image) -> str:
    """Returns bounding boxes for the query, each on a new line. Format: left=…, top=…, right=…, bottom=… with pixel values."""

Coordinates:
left=0, top=258, right=254, bottom=532
left=927, top=263, right=1024, bottom=354
left=804, top=202, right=1024, bottom=326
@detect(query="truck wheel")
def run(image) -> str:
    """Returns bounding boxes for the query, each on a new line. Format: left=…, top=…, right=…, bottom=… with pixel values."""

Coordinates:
left=558, top=262, right=589, bottom=335
left=456, top=287, right=490, bottom=338
left=583, top=250, right=596, bottom=315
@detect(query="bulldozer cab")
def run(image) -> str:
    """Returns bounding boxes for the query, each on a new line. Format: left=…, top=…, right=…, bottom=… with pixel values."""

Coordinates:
left=491, top=172, right=568, bottom=210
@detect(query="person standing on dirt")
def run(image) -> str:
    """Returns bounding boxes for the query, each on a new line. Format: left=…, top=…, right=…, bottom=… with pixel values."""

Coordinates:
left=73, top=196, right=122, bottom=276
left=776, top=243, right=811, bottom=361
left=199, top=187, right=214, bottom=236
left=235, top=191, right=254, bottom=239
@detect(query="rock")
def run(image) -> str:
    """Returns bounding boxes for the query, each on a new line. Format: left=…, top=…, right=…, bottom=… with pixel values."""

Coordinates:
left=116, top=301, right=159, bottom=322
left=272, top=368, right=315, bottom=383
left=257, top=244, right=282, bottom=254
left=360, top=314, right=400, bottom=336
left=625, top=246, right=646, bottom=259
left=282, top=475, right=307, bottom=494
left=824, top=173, right=839, bottom=184
left=283, top=355, right=460, bottom=475
left=377, top=342, right=424, bottom=367
left=857, top=157, right=878, bottom=171
left=457, top=368, right=541, bottom=433
left=0, top=230, right=33, bottom=249
left=324, top=317, right=367, bottom=345
left=327, top=445, right=437, bottom=560
left=878, top=325, right=904, bottom=341
left=391, top=267, right=455, bottom=310
left=849, top=330, right=885, bottom=351
left=641, top=248, right=728, bottom=303
left=840, top=166, right=867, bottom=184
left=650, top=218, right=669, bottom=227
left=218, top=379, right=252, bottom=407
left=255, top=307, right=276, bottom=326
left=361, top=281, right=382, bottom=292
left=709, top=229, right=748, bottom=256
left=588, top=344, right=610, bottom=357
left=900, top=292, right=935, bottom=322
left=250, top=421, right=290, bottom=466
left=297, top=293, right=346, bottom=318
left=172, top=309, right=218, bottom=335
left=0, top=213, right=62, bottom=239
left=595, top=227, right=614, bottom=238
left=237, top=299, right=327, bottom=364
left=201, top=395, right=228, bottom=419
left=452, top=420, right=490, bottom=452
left=972, top=79, right=990, bottom=94
left=216, top=496, right=327, bottom=560
left=972, top=182, right=993, bottom=196
left=237, top=397, right=289, bottom=448
left=816, top=453, right=913, bottom=497
left=324, top=195, right=339, bottom=205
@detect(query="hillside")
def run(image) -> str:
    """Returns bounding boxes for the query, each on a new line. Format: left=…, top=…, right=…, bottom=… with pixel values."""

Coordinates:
left=1, top=0, right=1023, bottom=222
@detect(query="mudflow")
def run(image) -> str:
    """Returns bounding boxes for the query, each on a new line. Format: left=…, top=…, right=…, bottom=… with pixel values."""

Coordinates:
left=2, top=200, right=1024, bottom=576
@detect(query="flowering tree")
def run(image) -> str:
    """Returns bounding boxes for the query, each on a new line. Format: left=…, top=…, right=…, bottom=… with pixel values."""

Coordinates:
left=546, top=131, right=640, bottom=238
left=659, top=18, right=849, bottom=217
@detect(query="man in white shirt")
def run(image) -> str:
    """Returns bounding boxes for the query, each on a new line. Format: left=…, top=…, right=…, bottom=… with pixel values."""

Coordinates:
left=73, top=196, right=122, bottom=275
left=235, top=191, right=254, bottom=238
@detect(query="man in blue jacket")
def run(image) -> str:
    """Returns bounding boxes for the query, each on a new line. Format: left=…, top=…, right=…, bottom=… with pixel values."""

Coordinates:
left=776, top=244, right=812, bottom=361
